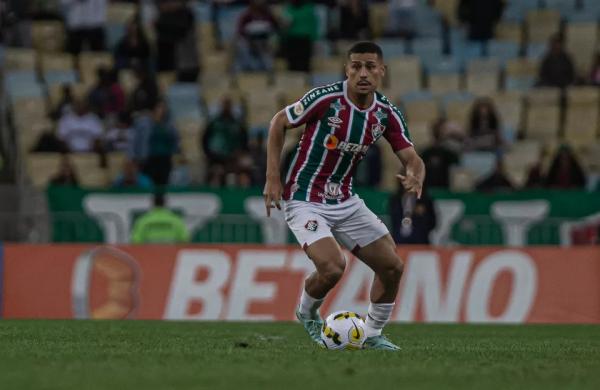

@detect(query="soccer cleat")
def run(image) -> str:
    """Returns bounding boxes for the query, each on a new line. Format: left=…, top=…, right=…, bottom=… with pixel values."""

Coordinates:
left=295, top=308, right=324, bottom=345
left=363, top=335, right=401, bottom=350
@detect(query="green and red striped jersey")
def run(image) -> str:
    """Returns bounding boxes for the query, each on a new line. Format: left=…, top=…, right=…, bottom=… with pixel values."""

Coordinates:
left=283, top=80, right=413, bottom=204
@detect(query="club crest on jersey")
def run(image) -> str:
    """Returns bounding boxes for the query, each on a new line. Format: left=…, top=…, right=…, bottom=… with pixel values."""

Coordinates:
left=293, top=102, right=304, bottom=116
left=371, top=123, right=385, bottom=139
left=330, top=100, right=346, bottom=112
left=328, top=116, right=343, bottom=129
left=305, top=220, right=318, bottom=231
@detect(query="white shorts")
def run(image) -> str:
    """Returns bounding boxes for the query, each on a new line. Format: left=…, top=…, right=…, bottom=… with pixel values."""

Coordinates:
left=284, top=195, right=389, bottom=251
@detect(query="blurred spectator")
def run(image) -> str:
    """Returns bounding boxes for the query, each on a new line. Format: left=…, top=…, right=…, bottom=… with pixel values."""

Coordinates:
left=131, top=191, right=190, bottom=244
left=234, top=0, right=279, bottom=72
left=385, top=0, right=417, bottom=39
left=206, top=163, right=226, bottom=187
left=155, top=0, right=199, bottom=81
left=354, top=143, right=382, bottom=188
left=51, top=84, right=75, bottom=120
left=248, top=132, right=267, bottom=186
left=2, top=0, right=32, bottom=47
left=49, top=154, right=79, bottom=186
left=114, top=17, right=152, bottom=71
left=390, top=186, right=436, bottom=245
left=57, top=99, right=104, bottom=153
left=337, top=0, right=370, bottom=40
left=420, top=119, right=460, bottom=189
left=282, top=0, right=319, bottom=72
left=538, top=34, right=575, bottom=88
left=128, top=66, right=160, bottom=113
left=458, top=0, right=503, bottom=42
left=545, top=145, right=586, bottom=189
left=131, top=100, right=180, bottom=186
left=588, top=52, right=600, bottom=86
left=476, top=157, right=514, bottom=192
left=169, top=155, right=191, bottom=186
left=525, top=161, right=545, bottom=189
left=112, top=159, right=153, bottom=189
left=105, top=111, right=133, bottom=152
left=61, top=0, right=107, bottom=54
left=31, top=126, right=68, bottom=153
left=87, top=67, right=125, bottom=119
left=466, top=98, right=502, bottom=152
left=202, top=96, right=248, bottom=170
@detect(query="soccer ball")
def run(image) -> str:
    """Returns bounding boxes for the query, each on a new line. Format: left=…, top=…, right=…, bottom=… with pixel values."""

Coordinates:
left=320, top=311, right=367, bottom=350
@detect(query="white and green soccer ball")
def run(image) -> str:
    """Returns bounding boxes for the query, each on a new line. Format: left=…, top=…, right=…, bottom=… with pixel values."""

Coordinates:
left=320, top=311, right=367, bottom=350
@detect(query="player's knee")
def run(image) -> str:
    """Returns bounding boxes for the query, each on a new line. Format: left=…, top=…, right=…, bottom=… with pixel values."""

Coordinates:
left=380, top=257, right=403, bottom=284
left=320, top=256, right=346, bottom=286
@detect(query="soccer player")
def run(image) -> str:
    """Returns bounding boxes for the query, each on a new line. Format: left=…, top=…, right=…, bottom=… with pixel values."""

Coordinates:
left=263, top=41, right=425, bottom=350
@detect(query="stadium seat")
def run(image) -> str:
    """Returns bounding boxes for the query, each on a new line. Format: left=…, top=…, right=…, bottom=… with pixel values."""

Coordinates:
left=48, top=83, right=87, bottom=109
left=494, top=22, right=524, bottom=45
left=4, top=48, right=36, bottom=71
left=40, top=53, right=75, bottom=73
left=433, top=0, right=460, bottom=27
left=107, top=152, right=127, bottom=182
left=449, top=166, right=476, bottom=192
left=443, top=92, right=475, bottom=130
left=107, top=2, right=136, bottom=24
left=525, top=105, right=561, bottom=143
left=386, top=56, right=422, bottom=95
left=405, top=121, right=433, bottom=151
left=411, top=38, right=444, bottom=61
left=44, top=70, right=78, bottom=87
left=466, top=58, right=500, bottom=96
left=31, top=21, right=65, bottom=53
left=491, top=91, right=525, bottom=136
left=414, top=5, right=443, bottom=38
left=403, top=98, right=440, bottom=124
left=564, top=105, right=599, bottom=147
left=503, top=140, right=543, bottom=187
left=454, top=40, right=485, bottom=68
left=79, top=52, right=114, bottom=87
left=369, top=2, right=389, bottom=38
left=375, top=39, right=407, bottom=58
left=12, top=97, right=47, bottom=133
left=565, top=22, right=599, bottom=76
left=525, top=42, right=547, bottom=62
left=505, top=58, right=538, bottom=91
left=526, top=9, right=561, bottom=43
left=167, top=83, right=203, bottom=121
left=157, top=72, right=176, bottom=94
left=4, top=71, right=44, bottom=101
left=235, top=72, right=270, bottom=91
left=26, top=153, right=62, bottom=188
left=312, top=56, right=344, bottom=73
left=527, top=87, right=561, bottom=106
left=274, top=72, right=308, bottom=90
left=487, top=40, right=521, bottom=65
left=202, top=52, right=230, bottom=74
left=311, top=72, right=342, bottom=87
left=71, top=154, right=108, bottom=187
left=461, top=151, right=497, bottom=181
left=245, top=89, right=280, bottom=128
left=566, top=86, right=600, bottom=106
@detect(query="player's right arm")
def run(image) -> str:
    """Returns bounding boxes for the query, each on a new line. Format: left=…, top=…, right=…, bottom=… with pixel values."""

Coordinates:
left=263, top=109, right=294, bottom=217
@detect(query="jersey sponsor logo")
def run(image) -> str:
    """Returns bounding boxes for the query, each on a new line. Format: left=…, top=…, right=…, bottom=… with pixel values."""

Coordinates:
left=305, top=220, right=318, bottom=231
left=371, top=123, right=385, bottom=139
left=300, top=84, right=342, bottom=106
left=328, top=116, right=343, bottom=128
left=324, top=134, right=368, bottom=154
left=293, top=102, right=304, bottom=116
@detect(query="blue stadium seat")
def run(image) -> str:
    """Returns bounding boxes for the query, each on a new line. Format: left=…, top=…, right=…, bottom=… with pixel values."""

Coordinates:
left=375, top=39, right=407, bottom=58
left=487, top=40, right=520, bottom=65
left=542, top=0, right=576, bottom=10
left=410, top=37, right=443, bottom=58
left=192, top=1, right=211, bottom=22
left=423, top=56, right=461, bottom=74
left=461, top=151, right=498, bottom=181
left=44, top=70, right=78, bottom=87
left=414, top=5, right=443, bottom=38
left=167, top=83, right=203, bottom=121
left=218, top=5, right=246, bottom=42
left=400, top=90, right=434, bottom=103
left=506, top=75, right=536, bottom=91
left=441, top=91, right=475, bottom=108
left=4, top=70, right=44, bottom=100
left=106, top=23, right=126, bottom=51
left=455, top=41, right=485, bottom=68
left=502, top=0, right=541, bottom=22
left=311, top=73, right=342, bottom=87
left=564, top=10, right=599, bottom=22
left=526, top=42, right=547, bottom=61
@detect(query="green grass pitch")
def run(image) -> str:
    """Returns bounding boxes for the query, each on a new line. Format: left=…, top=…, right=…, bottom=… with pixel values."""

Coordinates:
left=1, top=320, right=599, bottom=389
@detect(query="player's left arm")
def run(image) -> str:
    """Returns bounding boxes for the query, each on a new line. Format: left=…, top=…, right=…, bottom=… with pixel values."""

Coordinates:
left=395, top=147, right=425, bottom=199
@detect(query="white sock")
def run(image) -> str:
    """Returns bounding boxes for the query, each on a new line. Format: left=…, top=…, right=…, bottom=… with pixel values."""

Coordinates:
left=298, top=289, right=324, bottom=319
left=364, top=303, right=395, bottom=337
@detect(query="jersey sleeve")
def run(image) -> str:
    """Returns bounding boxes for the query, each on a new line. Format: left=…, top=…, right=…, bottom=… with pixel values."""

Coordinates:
left=284, top=84, right=343, bottom=127
left=384, top=104, right=414, bottom=152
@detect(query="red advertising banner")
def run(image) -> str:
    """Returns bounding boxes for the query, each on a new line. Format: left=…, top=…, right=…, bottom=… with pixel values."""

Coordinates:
left=2, top=244, right=600, bottom=323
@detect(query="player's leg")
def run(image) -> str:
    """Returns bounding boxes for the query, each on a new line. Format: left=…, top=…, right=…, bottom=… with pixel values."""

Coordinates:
left=333, top=198, right=402, bottom=350
left=354, top=234, right=403, bottom=337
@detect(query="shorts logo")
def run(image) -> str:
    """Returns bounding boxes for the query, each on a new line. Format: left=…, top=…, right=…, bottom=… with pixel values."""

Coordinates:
left=371, top=123, right=385, bottom=139
left=293, top=102, right=304, bottom=116
left=305, top=220, right=318, bottom=232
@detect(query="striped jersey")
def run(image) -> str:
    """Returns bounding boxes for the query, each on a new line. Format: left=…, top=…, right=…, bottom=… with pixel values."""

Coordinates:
left=283, top=80, right=413, bottom=204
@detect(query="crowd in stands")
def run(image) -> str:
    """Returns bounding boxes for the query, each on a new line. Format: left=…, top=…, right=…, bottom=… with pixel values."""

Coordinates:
left=1, top=0, right=599, bottom=200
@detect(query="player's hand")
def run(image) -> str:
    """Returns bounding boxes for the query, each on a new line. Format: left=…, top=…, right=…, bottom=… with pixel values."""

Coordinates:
left=263, top=176, right=283, bottom=217
left=397, top=174, right=422, bottom=199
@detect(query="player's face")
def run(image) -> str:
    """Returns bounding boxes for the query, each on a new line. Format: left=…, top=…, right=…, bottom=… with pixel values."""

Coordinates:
left=345, top=53, right=385, bottom=95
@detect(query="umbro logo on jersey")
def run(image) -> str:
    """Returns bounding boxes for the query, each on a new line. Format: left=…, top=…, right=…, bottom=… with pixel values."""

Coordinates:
left=328, top=116, right=343, bottom=128
left=305, top=220, right=318, bottom=232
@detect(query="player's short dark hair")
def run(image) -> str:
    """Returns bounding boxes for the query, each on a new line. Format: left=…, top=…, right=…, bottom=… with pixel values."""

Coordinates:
left=347, top=41, right=383, bottom=60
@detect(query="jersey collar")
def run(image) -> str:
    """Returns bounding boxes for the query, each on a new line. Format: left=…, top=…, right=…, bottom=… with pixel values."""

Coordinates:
left=343, top=80, right=377, bottom=113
